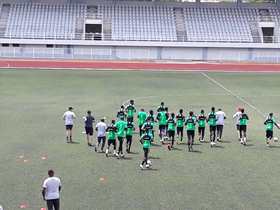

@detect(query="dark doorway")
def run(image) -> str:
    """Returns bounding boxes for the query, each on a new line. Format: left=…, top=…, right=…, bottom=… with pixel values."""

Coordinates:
left=85, top=24, right=102, bottom=40
left=262, top=27, right=274, bottom=43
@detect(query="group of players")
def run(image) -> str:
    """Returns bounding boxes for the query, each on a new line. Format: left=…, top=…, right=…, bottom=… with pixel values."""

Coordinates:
left=63, top=100, right=280, bottom=170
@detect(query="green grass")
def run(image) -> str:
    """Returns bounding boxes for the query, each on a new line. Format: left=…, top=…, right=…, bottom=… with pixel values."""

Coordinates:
left=1, top=69, right=280, bottom=210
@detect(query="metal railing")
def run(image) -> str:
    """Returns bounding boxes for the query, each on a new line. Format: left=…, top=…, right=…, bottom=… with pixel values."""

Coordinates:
left=0, top=32, right=279, bottom=43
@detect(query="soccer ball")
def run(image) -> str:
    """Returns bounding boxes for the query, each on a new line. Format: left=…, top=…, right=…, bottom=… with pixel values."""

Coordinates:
left=147, top=159, right=152, bottom=166
left=274, top=137, right=278, bottom=142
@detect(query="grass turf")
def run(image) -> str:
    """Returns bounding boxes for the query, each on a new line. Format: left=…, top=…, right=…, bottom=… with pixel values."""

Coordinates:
left=0, top=69, right=280, bottom=210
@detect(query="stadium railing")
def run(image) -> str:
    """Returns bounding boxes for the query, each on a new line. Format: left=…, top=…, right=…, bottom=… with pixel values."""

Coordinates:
left=1, top=32, right=279, bottom=43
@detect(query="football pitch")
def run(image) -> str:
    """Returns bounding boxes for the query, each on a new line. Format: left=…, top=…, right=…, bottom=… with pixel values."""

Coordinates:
left=1, top=69, right=280, bottom=210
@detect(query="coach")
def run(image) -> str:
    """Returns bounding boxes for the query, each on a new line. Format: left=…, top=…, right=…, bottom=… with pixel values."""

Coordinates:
left=42, top=169, right=62, bottom=210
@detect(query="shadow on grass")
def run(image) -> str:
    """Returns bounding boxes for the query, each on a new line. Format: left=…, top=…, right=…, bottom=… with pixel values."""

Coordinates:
left=142, top=168, right=159, bottom=171
left=172, top=147, right=183, bottom=151
left=149, top=156, right=160, bottom=160
left=128, top=151, right=139, bottom=155
left=122, top=157, right=133, bottom=160
left=214, top=145, right=224, bottom=149
left=191, top=150, right=202, bottom=154
left=69, top=141, right=80, bottom=144
left=151, top=143, right=162, bottom=147
left=220, top=140, right=231, bottom=144
left=269, top=145, right=280, bottom=148
left=245, top=144, right=254, bottom=147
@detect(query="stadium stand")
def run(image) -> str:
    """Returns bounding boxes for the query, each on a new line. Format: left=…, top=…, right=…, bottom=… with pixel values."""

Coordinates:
left=0, top=1, right=278, bottom=43
left=5, top=3, right=86, bottom=39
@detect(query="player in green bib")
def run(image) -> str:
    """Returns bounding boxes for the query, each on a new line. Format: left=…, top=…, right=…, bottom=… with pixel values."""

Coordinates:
left=140, top=129, right=152, bottom=170
left=185, top=111, right=196, bottom=152
left=125, top=100, right=136, bottom=122
left=239, top=108, right=249, bottom=145
left=207, top=107, right=217, bottom=147
left=117, top=105, right=126, bottom=120
left=126, top=121, right=135, bottom=153
left=105, top=120, right=117, bottom=157
left=147, top=110, right=156, bottom=141
left=142, top=117, right=154, bottom=141
left=264, top=113, right=279, bottom=146
left=167, top=113, right=176, bottom=150
left=197, top=110, right=206, bottom=142
left=115, top=117, right=127, bottom=158
left=138, top=109, right=147, bottom=137
left=176, top=109, right=185, bottom=143
left=157, top=109, right=168, bottom=143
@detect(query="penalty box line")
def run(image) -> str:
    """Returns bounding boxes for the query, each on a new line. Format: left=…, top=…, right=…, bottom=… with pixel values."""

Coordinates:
left=201, top=72, right=265, bottom=118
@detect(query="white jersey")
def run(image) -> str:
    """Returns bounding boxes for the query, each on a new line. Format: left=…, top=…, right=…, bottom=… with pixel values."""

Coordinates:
left=233, top=111, right=242, bottom=125
left=216, top=111, right=226, bottom=125
left=63, top=111, right=76, bottom=125
left=42, top=177, right=61, bottom=200
left=96, top=122, right=107, bottom=137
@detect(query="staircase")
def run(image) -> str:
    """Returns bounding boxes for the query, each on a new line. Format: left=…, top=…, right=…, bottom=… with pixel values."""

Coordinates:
left=75, top=17, right=84, bottom=40
left=102, top=19, right=112, bottom=40
left=0, top=4, right=11, bottom=38
left=258, top=9, right=272, bottom=22
left=174, top=8, right=187, bottom=42
left=248, top=21, right=261, bottom=43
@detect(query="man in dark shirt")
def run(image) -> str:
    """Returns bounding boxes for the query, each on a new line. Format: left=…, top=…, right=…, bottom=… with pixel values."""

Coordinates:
left=83, top=110, right=95, bottom=146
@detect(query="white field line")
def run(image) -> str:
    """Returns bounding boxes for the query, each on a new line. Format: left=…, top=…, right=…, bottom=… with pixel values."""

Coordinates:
left=201, top=72, right=265, bottom=118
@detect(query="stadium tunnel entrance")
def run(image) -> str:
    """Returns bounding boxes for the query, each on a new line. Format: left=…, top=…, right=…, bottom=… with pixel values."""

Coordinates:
left=85, top=19, right=102, bottom=41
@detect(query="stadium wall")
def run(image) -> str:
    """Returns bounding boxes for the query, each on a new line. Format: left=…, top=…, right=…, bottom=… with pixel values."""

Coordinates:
left=1, top=42, right=280, bottom=63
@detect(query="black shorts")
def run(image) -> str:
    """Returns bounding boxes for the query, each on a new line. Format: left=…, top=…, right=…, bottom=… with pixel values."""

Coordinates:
left=126, top=135, right=132, bottom=142
left=187, top=130, right=195, bottom=139
left=177, top=127, right=183, bottom=134
left=236, top=124, right=240, bottom=131
left=266, top=130, right=273, bottom=139
left=198, top=127, right=205, bottom=133
left=66, top=125, right=73, bottom=130
left=168, top=130, right=175, bottom=138
left=127, top=117, right=133, bottom=122
left=159, top=125, right=166, bottom=131
left=239, top=125, right=247, bottom=132
left=98, top=136, right=106, bottom=143
left=85, top=127, right=93, bottom=135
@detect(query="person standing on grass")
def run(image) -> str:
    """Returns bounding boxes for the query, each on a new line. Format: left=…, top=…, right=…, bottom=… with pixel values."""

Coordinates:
left=167, top=113, right=176, bottom=150
left=233, top=107, right=242, bottom=141
left=126, top=120, right=135, bottom=153
left=185, top=111, right=196, bottom=152
left=63, top=107, right=76, bottom=143
left=95, top=118, right=107, bottom=152
left=115, top=116, right=127, bottom=158
left=83, top=110, right=95, bottom=146
left=264, top=113, right=280, bottom=147
left=117, top=105, right=126, bottom=120
left=157, top=102, right=166, bottom=113
left=140, top=129, right=152, bottom=170
left=207, top=107, right=217, bottom=147
left=239, top=108, right=249, bottom=145
left=106, top=120, right=117, bottom=157
left=176, top=109, right=185, bottom=143
left=125, top=99, right=136, bottom=123
left=197, top=110, right=206, bottom=142
left=216, top=108, right=226, bottom=142
left=137, top=108, right=147, bottom=137
left=157, top=108, right=168, bottom=143
left=42, top=169, right=61, bottom=210
left=147, top=110, right=156, bottom=141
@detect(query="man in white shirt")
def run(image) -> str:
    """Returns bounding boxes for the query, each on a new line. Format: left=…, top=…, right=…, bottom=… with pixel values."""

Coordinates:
left=63, top=107, right=76, bottom=143
left=216, top=108, right=226, bottom=142
left=233, top=107, right=242, bottom=140
left=42, top=169, right=61, bottom=210
left=95, top=118, right=107, bottom=152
